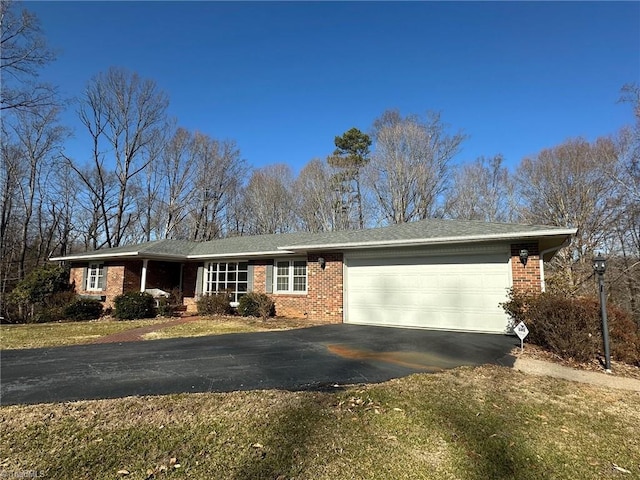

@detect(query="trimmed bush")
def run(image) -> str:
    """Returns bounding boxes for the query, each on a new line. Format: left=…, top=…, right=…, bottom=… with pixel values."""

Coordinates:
left=113, top=292, right=156, bottom=320
left=64, top=298, right=103, bottom=321
left=237, top=292, right=275, bottom=320
left=501, top=290, right=640, bottom=365
left=197, top=292, right=233, bottom=316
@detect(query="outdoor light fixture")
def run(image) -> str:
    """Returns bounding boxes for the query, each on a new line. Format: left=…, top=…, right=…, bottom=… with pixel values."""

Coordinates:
left=318, top=257, right=326, bottom=270
left=593, top=253, right=611, bottom=371
left=593, top=253, right=606, bottom=276
left=519, top=249, right=529, bottom=266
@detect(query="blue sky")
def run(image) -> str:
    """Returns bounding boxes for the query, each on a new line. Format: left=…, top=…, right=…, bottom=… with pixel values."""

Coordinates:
left=27, top=1, right=640, bottom=173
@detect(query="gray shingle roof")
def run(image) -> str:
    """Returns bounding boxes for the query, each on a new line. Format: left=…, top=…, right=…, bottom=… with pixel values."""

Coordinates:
left=50, top=218, right=576, bottom=261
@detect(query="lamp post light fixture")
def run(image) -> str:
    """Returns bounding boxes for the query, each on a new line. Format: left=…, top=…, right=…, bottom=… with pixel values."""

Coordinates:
left=592, top=253, right=611, bottom=372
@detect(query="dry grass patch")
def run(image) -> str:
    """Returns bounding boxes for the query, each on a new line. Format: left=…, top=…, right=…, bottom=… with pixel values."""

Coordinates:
left=142, top=316, right=327, bottom=341
left=0, top=319, right=167, bottom=350
left=0, top=316, right=328, bottom=350
left=2, top=365, right=639, bottom=479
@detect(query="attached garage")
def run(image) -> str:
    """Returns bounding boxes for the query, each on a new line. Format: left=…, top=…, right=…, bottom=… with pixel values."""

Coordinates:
left=344, top=245, right=512, bottom=333
left=53, top=218, right=576, bottom=328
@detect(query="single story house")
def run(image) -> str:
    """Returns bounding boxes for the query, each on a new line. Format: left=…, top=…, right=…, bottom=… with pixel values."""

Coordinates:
left=50, top=218, right=576, bottom=333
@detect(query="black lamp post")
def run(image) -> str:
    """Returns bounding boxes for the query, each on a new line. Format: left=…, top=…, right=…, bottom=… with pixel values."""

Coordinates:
left=592, top=253, right=611, bottom=372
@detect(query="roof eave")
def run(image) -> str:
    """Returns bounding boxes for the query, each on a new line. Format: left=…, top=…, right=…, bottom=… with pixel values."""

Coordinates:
left=50, top=251, right=141, bottom=261
left=279, top=229, right=577, bottom=252
left=187, top=250, right=296, bottom=259
left=50, top=251, right=188, bottom=262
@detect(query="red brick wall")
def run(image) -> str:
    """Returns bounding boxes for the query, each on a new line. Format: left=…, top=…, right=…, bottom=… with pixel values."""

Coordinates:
left=69, top=255, right=347, bottom=320
left=307, top=252, right=343, bottom=323
left=249, top=256, right=344, bottom=322
left=69, top=266, right=84, bottom=294
left=510, top=242, right=542, bottom=294
left=271, top=294, right=307, bottom=318
left=123, top=261, right=141, bottom=293
left=250, top=260, right=308, bottom=318
left=70, top=261, right=139, bottom=308
left=252, top=261, right=268, bottom=293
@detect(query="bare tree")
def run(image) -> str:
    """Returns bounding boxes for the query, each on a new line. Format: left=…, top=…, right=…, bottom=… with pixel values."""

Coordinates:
left=294, top=158, right=338, bottom=232
left=607, top=84, right=640, bottom=323
left=0, top=133, right=22, bottom=314
left=132, top=125, right=209, bottom=241
left=190, top=134, right=245, bottom=240
left=6, top=105, right=67, bottom=279
left=516, top=137, right=618, bottom=292
left=0, top=0, right=56, bottom=113
left=447, top=155, right=516, bottom=222
left=71, top=67, right=169, bottom=248
left=47, top=159, right=79, bottom=258
left=242, top=164, right=295, bottom=235
left=367, top=109, right=465, bottom=224
left=0, top=104, right=67, bottom=316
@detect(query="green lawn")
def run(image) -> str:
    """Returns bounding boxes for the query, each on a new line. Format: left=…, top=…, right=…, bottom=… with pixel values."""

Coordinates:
left=1, top=365, right=639, bottom=479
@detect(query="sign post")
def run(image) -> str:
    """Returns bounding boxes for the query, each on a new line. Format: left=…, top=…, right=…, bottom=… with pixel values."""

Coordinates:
left=514, top=321, right=529, bottom=352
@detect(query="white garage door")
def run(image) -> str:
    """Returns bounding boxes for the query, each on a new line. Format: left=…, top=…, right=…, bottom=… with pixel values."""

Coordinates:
left=345, top=250, right=512, bottom=333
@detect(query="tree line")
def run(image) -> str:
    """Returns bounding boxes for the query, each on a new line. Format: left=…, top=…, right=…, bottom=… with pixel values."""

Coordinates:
left=1, top=1, right=638, bottom=323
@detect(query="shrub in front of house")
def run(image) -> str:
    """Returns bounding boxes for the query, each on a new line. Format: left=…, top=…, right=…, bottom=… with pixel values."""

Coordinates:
left=113, top=292, right=156, bottom=320
left=237, top=292, right=275, bottom=320
left=37, top=290, right=78, bottom=323
left=196, top=292, right=233, bottom=316
left=64, top=298, right=104, bottom=321
left=6, top=264, right=73, bottom=323
left=501, top=290, right=640, bottom=365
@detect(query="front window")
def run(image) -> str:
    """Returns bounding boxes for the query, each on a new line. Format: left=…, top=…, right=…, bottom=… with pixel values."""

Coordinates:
left=87, top=263, right=104, bottom=291
left=204, top=262, right=248, bottom=303
left=275, top=260, right=307, bottom=293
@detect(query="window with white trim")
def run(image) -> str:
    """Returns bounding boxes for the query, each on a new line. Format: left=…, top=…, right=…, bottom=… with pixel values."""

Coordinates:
left=86, top=262, right=104, bottom=291
left=275, top=259, right=307, bottom=293
left=204, top=262, right=248, bottom=303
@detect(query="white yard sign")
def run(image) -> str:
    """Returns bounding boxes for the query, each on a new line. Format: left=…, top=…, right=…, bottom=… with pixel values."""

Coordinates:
left=514, top=321, right=529, bottom=351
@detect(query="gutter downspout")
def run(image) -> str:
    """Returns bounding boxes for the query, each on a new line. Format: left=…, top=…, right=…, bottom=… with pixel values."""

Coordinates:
left=539, top=237, right=571, bottom=292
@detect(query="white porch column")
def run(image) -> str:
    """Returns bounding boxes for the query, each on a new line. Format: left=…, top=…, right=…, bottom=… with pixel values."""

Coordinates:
left=140, top=259, right=149, bottom=292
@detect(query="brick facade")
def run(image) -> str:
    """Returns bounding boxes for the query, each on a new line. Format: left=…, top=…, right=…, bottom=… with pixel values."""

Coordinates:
left=68, top=244, right=543, bottom=321
left=306, top=252, right=343, bottom=323
left=70, top=261, right=143, bottom=308
left=510, top=242, right=542, bottom=294
left=249, top=254, right=344, bottom=323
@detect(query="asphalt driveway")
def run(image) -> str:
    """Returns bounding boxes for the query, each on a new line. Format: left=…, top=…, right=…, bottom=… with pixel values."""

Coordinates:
left=0, top=324, right=517, bottom=405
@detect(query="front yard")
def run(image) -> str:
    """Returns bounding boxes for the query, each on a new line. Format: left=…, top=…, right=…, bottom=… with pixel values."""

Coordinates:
left=1, top=365, right=639, bottom=479
left=0, top=316, right=326, bottom=350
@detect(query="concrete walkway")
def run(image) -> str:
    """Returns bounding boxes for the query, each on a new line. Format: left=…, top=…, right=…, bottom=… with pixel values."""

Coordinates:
left=513, top=357, right=640, bottom=392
